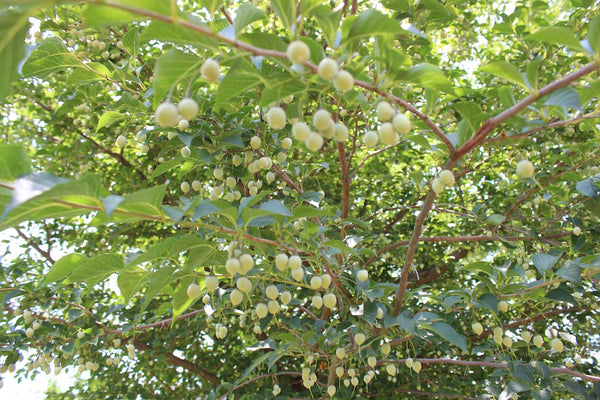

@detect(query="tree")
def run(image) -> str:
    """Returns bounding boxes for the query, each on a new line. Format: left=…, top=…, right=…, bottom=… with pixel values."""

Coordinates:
left=0, top=0, right=599, bottom=398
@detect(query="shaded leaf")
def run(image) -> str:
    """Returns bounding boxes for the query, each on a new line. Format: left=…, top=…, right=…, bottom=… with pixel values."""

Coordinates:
left=0, top=10, right=28, bottom=101
left=525, top=27, right=584, bottom=52
left=0, top=144, right=30, bottom=181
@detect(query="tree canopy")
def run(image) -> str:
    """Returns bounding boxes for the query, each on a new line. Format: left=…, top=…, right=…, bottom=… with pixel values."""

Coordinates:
left=1, top=0, right=600, bottom=399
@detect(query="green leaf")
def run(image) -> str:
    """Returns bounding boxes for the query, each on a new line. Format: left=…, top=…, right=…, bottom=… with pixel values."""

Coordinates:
left=452, top=102, right=487, bottom=132
left=555, top=261, right=582, bottom=283
left=201, top=0, right=222, bottom=14
left=576, top=178, right=600, bottom=199
left=587, top=15, right=600, bottom=56
left=484, top=214, right=505, bottom=226
left=96, top=111, right=125, bottom=132
left=430, top=321, right=468, bottom=353
left=543, top=87, right=581, bottom=116
left=140, top=267, right=175, bottom=312
left=545, top=287, right=575, bottom=304
left=346, top=9, right=403, bottom=43
left=118, top=270, right=148, bottom=304
left=172, top=275, right=196, bottom=322
left=313, top=6, right=341, bottom=47
left=270, top=0, right=295, bottom=33
left=153, top=49, right=203, bottom=107
left=0, top=10, right=28, bottom=102
left=43, top=253, right=88, bottom=286
left=115, top=185, right=166, bottom=220
left=525, top=27, right=585, bottom=52
left=0, top=144, right=30, bottom=181
left=258, top=200, right=292, bottom=216
left=215, top=60, right=263, bottom=107
left=21, top=37, right=81, bottom=78
left=397, top=63, right=455, bottom=93
left=66, top=62, right=111, bottom=84
left=82, top=1, right=171, bottom=26
left=66, top=254, right=125, bottom=287
left=234, top=3, right=265, bottom=36
left=475, top=293, right=498, bottom=313
left=480, top=61, right=528, bottom=90
left=260, top=72, right=307, bottom=106
left=139, top=18, right=217, bottom=49
left=531, top=253, right=559, bottom=273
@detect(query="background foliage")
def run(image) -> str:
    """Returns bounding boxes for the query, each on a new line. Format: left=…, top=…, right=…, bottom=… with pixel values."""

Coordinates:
left=1, top=0, right=600, bottom=399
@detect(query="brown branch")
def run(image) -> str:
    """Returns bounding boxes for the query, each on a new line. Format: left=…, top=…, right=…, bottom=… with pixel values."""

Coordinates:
left=338, top=141, right=350, bottom=221
left=15, top=228, right=54, bottom=263
left=220, top=6, right=233, bottom=25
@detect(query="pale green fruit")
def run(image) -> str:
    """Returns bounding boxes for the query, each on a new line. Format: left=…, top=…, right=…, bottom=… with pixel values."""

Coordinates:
left=312, top=294, right=323, bottom=309
left=405, top=358, right=414, bottom=368
left=230, top=288, right=243, bottom=306
left=265, top=285, right=279, bottom=300
left=232, top=154, right=242, bottom=166
left=26, top=327, right=34, bottom=338
left=267, top=106, right=286, bottom=129
left=181, top=146, right=191, bottom=158
left=550, top=338, right=564, bottom=352
left=280, top=291, right=292, bottom=304
left=439, top=170, right=455, bottom=187
left=516, top=159, right=535, bottom=178
left=313, top=109, right=332, bottom=131
left=327, top=385, right=336, bottom=397
left=180, top=181, right=190, bottom=193
left=236, top=277, right=252, bottom=293
left=357, top=269, right=368, bottom=282
left=333, top=70, right=354, bottom=92
left=305, top=131, right=324, bottom=152
left=521, top=331, right=532, bottom=343
left=318, top=57, right=339, bottom=80
left=226, top=177, right=236, bottom=188
left=432, top=177, right=445, bottom=194
left=205, top=276, right=219, bottom=292
left=412, top=360, right=422, bottom=373
left=178, top=119, right=189, bottom=132
left=139, top=144, right=149, bottom=154
left=213, top=167, right=224, bottom=180
left=275, top=253, right=289, bottom=271
left=351, top=377, right=358, bottom=386
left=250, top=135, right=261, bottom=149
left=335, top=366, right=344, bottom=377
left=178, top=97, right=199, bottom=120
left=334, top=122, right=349, bottom=142
left=379, top=122, right=399, bottom=145
left=115, top=135, right=127, bottom=148
left=364, top=131, right=378, bottom=147
left=347, top=368, right=356, bottom=377
left=286, top=40, right=310, bottom=64
left=472, top=322, right=483, bottom=336
left=320, top=274, right=332, bottom=289
left=355, top=332, right=366, bottom=345
left=368, top=356, right=377, bottom=368
left=292, top=121, right=311, bottom=141
left=239, top=254, right=254, bottom=273
left=533, top=335, right=544, bottom=347
left=225, top=258, right=241, bottom=276
left=155, top=102, right=178, bottom=127
left=266, top=171, right=276, bottom=183
left=187, top=283, right=202, bottom=299
left=310, top=276, right=322, bottom=290
left=321, top=120, right=336, bottom=139
left=502, top=336, right=513, bottom=348
left=336, top=347, right=346, bottom=359
left=77, top=331, right=85, bottom=339
left=323, top=293, right=336, bottom=309
left=201, top=59, right=220, bottom=82
left=281, top=137, right=293, bottom=149
left=258, top=156, right=272, bottom=170
left=392, top=113, right=411, bottom=134
left=288, top=255, right=302, bottom=270
left=381, top=343, right=391, bottom=355
left=268, top=299, right=280, bottom=314
left=386, top=364, right=396, bottom=376
left=573, top=227, right=582, bottom=236
left=291, top=267, right=304, bottom=281
left=256, top=303, right=268, bottom=319
left=376, top=101, right=394, bottom=121
left=498, top=300, right=509, bottom=312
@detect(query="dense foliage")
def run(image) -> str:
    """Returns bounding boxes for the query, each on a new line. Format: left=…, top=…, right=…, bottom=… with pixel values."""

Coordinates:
left=1, top=0, right=600, bottom=399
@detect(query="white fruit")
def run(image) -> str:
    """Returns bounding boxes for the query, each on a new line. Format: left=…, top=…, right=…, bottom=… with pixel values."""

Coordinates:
left=573, top=226, right=581, bottom=236
left=379, top=122, right=399, bottom=145
left=239, top=254, right=254, bottom=273
left=268, top=300, right=280, bottom=314
left=472, top=322, right=483, bottom=335
left=516, top=159, right=535, bottom=178
left=521, top=331, right=532, bottom=343
left=258, top=156, right=272, bottom=170
left=357, top=269, right=368, bottom=282
left=320, top=274, right=332, bottom=289
left=405, top=358, right=413, bottom=368
left=351, top=377, right=358, bottom=386
left=318, top=57, right=339, bottom=80
left=355, top=332, right=366, bottom=345
left=310, top=276, right=322, bottom=290
left=256, top=303, right=268, bottom=319
left=201, top=59, right=220, bottom=82
left=392, top=113, right=411, bottom=134
left=292, top=121, right=311, bottom=141
left=226, top=177, right=236, bottom=188
left=333, top=70, right=354, bottom=92
left=381, top=343, right=391, bottom=355
left=432, top=177, right=445, bottom=194
left=288, top=255, right=302, bottom=270
left=177, top=119, right=189, bottom=131
left=77, top=331, right=85, bottom=339
left=267, top=106, right=286, bottom=130
left=280, top=291, right=292, bottom=304
left=551, top=338, right=564, bottom=352
left=275, top=253, right=289, bottom=271
left=412, top=360, right=422, bottom=373
left=386, top=364, right=396, bottom=376
left=187, top=283, right=202, bottom=299
left=336, top=347, right=346, bottom=359
left=323, top=293, right=336, bottom=309
left=439, top=170, right=455, bottom=187
left=498, top=300, right=508, bottom=312
left=205, top=276, right=219, bottom=292
left=181, top=146, right=192, bottom=158
left=291, top=267, right=304, bottom=281
left=178, top=97, right=199, bottom=120
left=334, top=122, right=349, bottom=142
left=336, top=366, right=344, bottom=377
left=327, top=385, right=336, bottom=397
left=230, top=289, right=243, bottom=306
left=281, top=137, right=293, bottom=149
left=364, top=131, right=378, bottom=147
left=265, top=285, right=279, bottom=300
left=250, top=135, right=261, bottom=149
left=312, top=294, right=323, bottom=309
left=26, top=327, right=34, bottom=338
left=313, top=109, right=332, bottom=131
left=115, top=135, right=127, bottom=148
left=225, top=258, right=241, bottom=276
left=376, top=101, right=394, bottom=121
left=236, top=277, right=252, bottom=293
left=533, top=335, right=544, bottom=347
left=155, top=102, right=178, bottom=127
left=286, top=40, right=310, bottom=64
left=232, top=154, right=242, bottom=166
left=305, top=131, right=324, bottom=152
left=321, top=120, right=336, bottom=139
left=213, top=167, right=223, bottom=180
left=502, top=336, right=513, bottom=348
left=180, top=181, right=190, bottom=193
left=368, top=356, right=376, bottom=368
